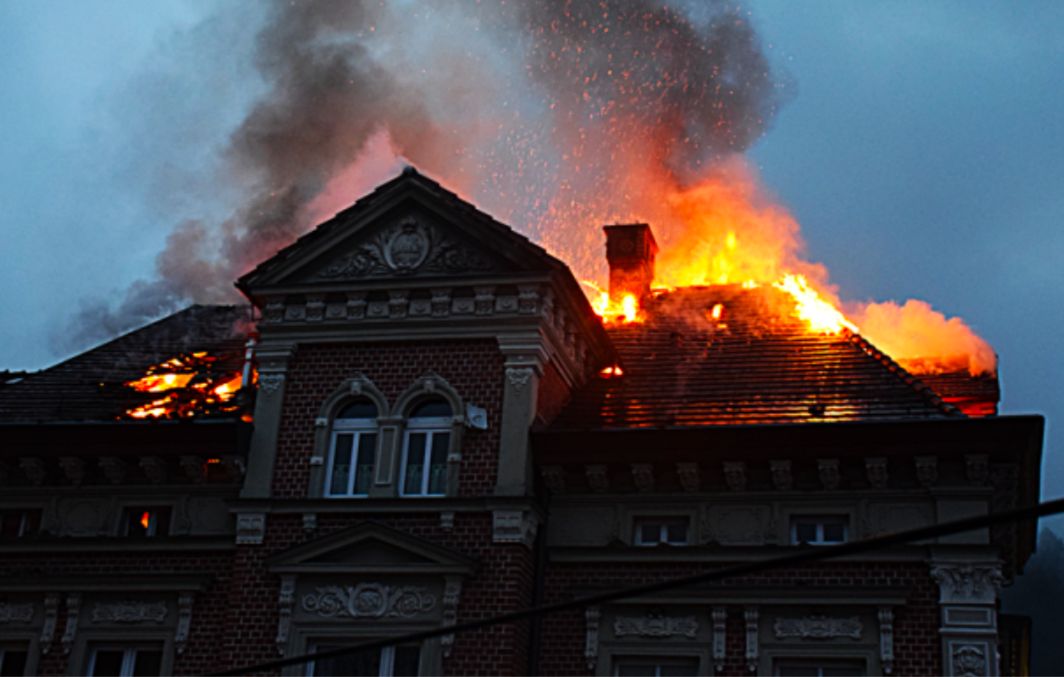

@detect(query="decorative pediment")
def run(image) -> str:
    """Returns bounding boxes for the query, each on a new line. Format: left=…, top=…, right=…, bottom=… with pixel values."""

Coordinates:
left=306, top=213, right=500, bottom=282
left=267, top=521, right=476, bottom=576
left=239, top=170, right=560, bottom=291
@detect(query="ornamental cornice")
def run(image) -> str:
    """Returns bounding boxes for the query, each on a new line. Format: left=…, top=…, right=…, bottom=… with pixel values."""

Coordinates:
left=91, top=600, right=168, bottom=624
left=931, top=563, right=1003, bottom=604
left=300, top=583, right=436, bottom=619
left=0, top=602, right=33, bottom=624
left=613, top=613, right=698, bottom=639
left=772, top=614, right=862, bottom=640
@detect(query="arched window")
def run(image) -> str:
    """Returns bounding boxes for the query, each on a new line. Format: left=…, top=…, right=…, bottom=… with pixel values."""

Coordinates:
left=399, top=398, right=453, bottom=497
left=324, top=398, right=379, bottom=497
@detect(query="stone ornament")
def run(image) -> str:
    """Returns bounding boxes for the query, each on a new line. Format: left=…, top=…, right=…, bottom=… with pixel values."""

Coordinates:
left=723, top=461, right=747, bottom=492
left=236, top=512, right=267, bottom=545
left=91, top=601, right=168, bottom=624
left=865, top=457, right=889, bottom=489
left=314, top=217, right=494, bottom=280
left=630, top=464, right=655, bottom=493
left=676, top=462, right=700, bottom=493
left=744, top=607, right=759, bottom=672
left=139, top=456, right=168, bottom=484
left=931, top=564, right=1003, bottom=605
left=441, top=577, right=462, bottom=658
left=772, top=615, right=862, bottom=640
left=258, top=373, right=286, bottom=396
left=276, top=575, right=296, bottom=655
left=613, top=613, right=698, bottom=639
left=61, top=593, right=81, bottom=654
left=301, top=584, right=436, bottom=619
left=951, top=643, right=988, bottom=676
left=878, top=607, right=895, bottom=675
left=58, top=457, right=87, bottom=487
left=20, top=457, right=47, bottom=486
left=817, top=458, right=840, bottom=490
left=41, top=594, right=59, bottom=654
left=769, top=460, right=793, bottom=491
left=585, top=606, right=601, bottom=670
left=585, top=465, right=609, bottom=493
left=0, top=602, right=33, bottom=624
left=711, top=607, right=727, bottom=672
left=541, top=466, right=566, bottom=494
left=492, top=509, right=538, bottom=547
left=505, top=367, right=534, bottom=390
left=175, top=593, right=193, bottom=655
left=915, top=455, right=938, bottom=488
left=965, top=454, right=990, bottom=486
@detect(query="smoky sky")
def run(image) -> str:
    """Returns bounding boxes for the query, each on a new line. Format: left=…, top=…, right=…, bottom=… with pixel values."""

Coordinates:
left=52, top=0, right=783, bottom=353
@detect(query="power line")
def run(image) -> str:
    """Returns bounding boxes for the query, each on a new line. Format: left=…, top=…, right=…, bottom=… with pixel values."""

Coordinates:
left=214, top=496, right=1064, bottom=676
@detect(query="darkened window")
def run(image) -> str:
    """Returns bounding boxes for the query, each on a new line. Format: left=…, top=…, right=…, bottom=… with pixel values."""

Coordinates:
left=124, top=507, right=172, bottom=537
left=774, top=658, right=866, bottom=676
left=790, top=515, right=849, bottom=546
left=326, top=398, right=379, bottom=498
left=86, top=646, right=163, bottom=677
left=308, top=642, right=420, bottom=677
left=0, top=647, right=29, bottom=677
left=613, top=655, right=700, bottom=676
left=400, top=398, right=452, bottom=497
left=633, top=517, right=690, bottom=546
left=0, top=510, right=41, bottom=539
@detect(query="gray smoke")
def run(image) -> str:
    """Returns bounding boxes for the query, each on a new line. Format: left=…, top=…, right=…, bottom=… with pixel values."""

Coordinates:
left=59, top=0, right=782, bottom=354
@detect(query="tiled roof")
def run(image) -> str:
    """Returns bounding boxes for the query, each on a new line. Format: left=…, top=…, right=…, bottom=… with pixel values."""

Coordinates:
left=548, top=285, right=963, bottom=430
left=0, top=305, right=251, bottom=423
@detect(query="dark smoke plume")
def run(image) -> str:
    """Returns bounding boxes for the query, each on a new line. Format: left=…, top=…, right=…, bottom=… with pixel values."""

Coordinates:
left=59, top=0, right=782, bottom=354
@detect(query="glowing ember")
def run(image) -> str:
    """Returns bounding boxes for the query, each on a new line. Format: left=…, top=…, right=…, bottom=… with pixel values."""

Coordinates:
left=139, top=511, right=151, bottom=529
left=600, top=365, right=624, bottom=378
left=773, top=274, right=857, bottom=335
left=710, top=303, right=724, bottom=321
left=122, top=352, right=255, bottom=419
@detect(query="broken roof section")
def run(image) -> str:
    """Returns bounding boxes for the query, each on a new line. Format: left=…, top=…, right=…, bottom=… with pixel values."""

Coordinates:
left=548, top=285, right=972, bottom=430
left=0, top=305, right=252, bottom=423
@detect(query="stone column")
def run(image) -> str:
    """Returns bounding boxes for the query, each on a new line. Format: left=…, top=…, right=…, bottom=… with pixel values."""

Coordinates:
left=930, top=559, right=1003, bottom=677
left=494, top=339, right=544, bottom=496
left=241, top=341, right=294, bottom=499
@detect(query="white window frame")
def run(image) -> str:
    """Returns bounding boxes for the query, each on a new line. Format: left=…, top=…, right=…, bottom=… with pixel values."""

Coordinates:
left=305, top=642, right=420, bottom=676
left=789, top=515, right=849, bottom=546
left=398, top=416, right=451, bottom=498
left=86, top=645, right=163, bottom=677
left=324, top=416, right=379, bottom=498
left=633, top=517, right=690, bottom=546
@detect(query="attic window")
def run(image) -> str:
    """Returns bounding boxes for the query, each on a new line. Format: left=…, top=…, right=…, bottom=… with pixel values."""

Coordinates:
left=125, top=507, right=172, bottom=537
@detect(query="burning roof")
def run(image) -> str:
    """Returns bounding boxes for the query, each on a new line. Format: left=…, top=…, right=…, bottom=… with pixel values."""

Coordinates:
left=549, top=284, right=991, bottom=431
left=0, top=305, right=253, bottom=423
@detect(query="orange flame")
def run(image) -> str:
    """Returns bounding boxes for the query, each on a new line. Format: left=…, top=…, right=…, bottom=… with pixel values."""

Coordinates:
left=139, top=511, right=151, bottom=529
left=585, top=281, right=643, bottom=324
left=122, top=352, right=254, bottom=419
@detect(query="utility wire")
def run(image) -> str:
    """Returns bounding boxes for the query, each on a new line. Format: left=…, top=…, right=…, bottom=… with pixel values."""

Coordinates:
left=215, top=496, right=1064, bottom=676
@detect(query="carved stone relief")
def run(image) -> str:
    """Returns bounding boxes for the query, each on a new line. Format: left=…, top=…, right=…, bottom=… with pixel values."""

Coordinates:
left=676, top=463, right=700, bottom=493
left=613, top=614, right=698, bottom=639
left=492, top=509, right=538, bottom=547
left=91, top=601, right=168, bottom=624
left=585, top=606, right=601, bottom=670
left=276, top=575, right=296, bottom=655
left=723, top=462, right=747, bottom=492
left=931, top=565, right=1003, bottom=605
left=915, top=456, right=938, bottom=488
left=769, top=460, right=793, bottom=491
left=301, top=584, right=436, bottom=619
left=950, top=642, right=989, bottom=677
left=965, top=454, right=989, bottom=486
left=878, top=607, right=895, bottom=675
left=712, top=607, right=727, bottom=672
left=441, top=577, right=462, bottom=658
left=772, top=615, right=862, bottom=640
left=865, top=457, right=889, bottom=489
left=61, top=593, right=81, bottom=654
left=630, top=464, right=655, bottom=493
left=175, top=593, right=193, bottom=655
left=744, top=607, right=759, bottom=672
left=817, top=458, right=840, bottom=490
left=586, top=465, right=609, bottom=493
left=236, top=512, right=266, bottom=545
left=41, top=593, right=58, bottom=654
left=313, top=217, right=495, bottom=281
left=0, top=602, right=33, bottom=624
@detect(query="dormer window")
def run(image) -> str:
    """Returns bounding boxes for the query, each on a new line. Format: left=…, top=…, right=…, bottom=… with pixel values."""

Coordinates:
left=325, top=398, right=380, bottom=497
left=399, top=398, right=452, bottom=497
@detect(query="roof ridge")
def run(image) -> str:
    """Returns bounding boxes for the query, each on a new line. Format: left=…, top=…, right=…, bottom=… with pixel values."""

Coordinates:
left=844, top=329, right=963, bottom=417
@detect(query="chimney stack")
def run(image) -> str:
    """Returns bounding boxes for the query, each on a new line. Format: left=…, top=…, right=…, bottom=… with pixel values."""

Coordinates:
left=604, top=223, right=658, bottom=302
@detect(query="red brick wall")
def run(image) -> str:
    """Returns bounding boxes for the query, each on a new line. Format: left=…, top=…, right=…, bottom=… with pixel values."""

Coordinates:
left=271, top=340, right=505, bottom=498
left=0, top=551, right=234, bottom=675
left=222, top=512, right=536, bottom=675
left=537, top=561, right=942, bottom=676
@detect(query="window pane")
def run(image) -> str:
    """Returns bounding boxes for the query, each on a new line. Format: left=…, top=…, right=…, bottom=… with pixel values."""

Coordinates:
left=131, top=650, right=163, bottom=677
left=638, top=522, right=659, bottom=544
left=795, top=522, right=817, bottom=544
left=665, top=521, right=688, bottom=544
left=393, top=644, right=421, bottom=676
left=312, top=645, right=380, bottom=677
left=354, top=433, right=377, bottom=494
left=329, top=434, right=354, bottom=495
left=427, top=433, right=449, bottom=494
left=0, top=649, right=28, bottom=677
left=337, top=399, right=378, bottom=419
left=410, top=398, right=451, bottom=418
left=89, top=649, right=125, bottom=676
left=822, top=522, right=846, bottom=543
left=404, top=433, right=427, bottom=494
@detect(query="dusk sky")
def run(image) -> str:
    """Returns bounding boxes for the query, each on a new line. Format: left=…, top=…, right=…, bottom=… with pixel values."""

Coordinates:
left=2, top=1, right=1062, bottom=527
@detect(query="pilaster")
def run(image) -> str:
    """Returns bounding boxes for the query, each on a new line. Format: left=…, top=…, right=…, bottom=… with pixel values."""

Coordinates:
left=494, top=337, right=545, bottom=496
left=930, top=556, right=1003, bottom=677
left=240, top=341, right=295, bottom=499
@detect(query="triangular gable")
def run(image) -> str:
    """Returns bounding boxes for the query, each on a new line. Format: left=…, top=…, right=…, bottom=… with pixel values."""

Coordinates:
left=238, top=168, right=564, bottom=291
left=267, top=521, right=477, bottom=576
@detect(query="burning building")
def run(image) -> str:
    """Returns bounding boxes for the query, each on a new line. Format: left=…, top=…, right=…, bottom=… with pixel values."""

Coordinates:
left=0, top=169, right=1043, bottom=676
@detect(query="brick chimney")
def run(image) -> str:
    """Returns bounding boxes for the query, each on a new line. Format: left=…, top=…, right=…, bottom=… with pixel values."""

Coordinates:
left=604, top=223, right=658, bottom=302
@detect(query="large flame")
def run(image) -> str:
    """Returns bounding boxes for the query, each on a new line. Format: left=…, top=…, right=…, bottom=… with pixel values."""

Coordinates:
left=123, top=352, right=255, bottom=419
